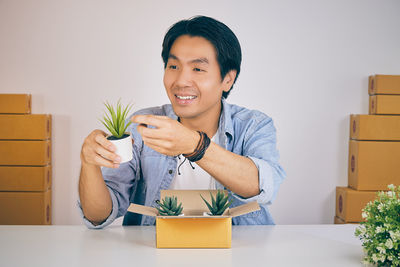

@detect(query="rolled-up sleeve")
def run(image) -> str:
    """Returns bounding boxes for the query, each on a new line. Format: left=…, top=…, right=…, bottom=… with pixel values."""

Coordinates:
left=77, top=187, right=119, bottom=229
left=232, top=115, right=286, bottom=205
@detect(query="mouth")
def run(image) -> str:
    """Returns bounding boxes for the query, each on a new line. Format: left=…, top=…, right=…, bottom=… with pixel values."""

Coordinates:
left=174, top=94, right=197, bottom=105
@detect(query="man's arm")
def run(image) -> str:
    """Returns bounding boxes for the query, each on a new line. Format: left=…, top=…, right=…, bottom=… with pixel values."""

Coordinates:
left=79, top=163, right=112, bottom=225
left=196, top=142, right=259, bottom=198
left=79, top=129, right=121, bottom=224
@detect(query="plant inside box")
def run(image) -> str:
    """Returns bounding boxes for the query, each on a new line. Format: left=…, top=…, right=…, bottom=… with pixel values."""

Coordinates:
left=156, top=196, right=183, bottom=216
left=355, top=184, right=400, bottom=266
left=100, top=99, right=133, bottom=163
left=200, top=190, right=233, bottom=216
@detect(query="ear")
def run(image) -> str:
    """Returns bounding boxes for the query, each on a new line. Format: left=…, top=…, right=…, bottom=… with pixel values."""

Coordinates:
left=222, top=70, right=237, bottom=92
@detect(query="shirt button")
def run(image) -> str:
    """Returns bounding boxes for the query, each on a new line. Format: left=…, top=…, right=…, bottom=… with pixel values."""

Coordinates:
left=168, top=170, right=173, bottom=174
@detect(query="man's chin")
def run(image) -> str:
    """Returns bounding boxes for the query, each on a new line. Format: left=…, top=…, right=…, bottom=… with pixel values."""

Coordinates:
left=172, top=106, right=197, bottom=120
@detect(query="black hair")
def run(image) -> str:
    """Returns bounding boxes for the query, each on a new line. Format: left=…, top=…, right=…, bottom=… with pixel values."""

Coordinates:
left=161, top=16, right=242, bottom=99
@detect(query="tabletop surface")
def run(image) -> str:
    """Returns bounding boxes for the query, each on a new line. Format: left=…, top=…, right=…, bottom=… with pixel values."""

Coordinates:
left=0, top=224, right=363, bottom=267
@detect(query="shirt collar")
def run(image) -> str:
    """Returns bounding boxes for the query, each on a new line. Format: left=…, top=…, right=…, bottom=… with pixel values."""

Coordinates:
left=220, top=98, right=234, bottom=139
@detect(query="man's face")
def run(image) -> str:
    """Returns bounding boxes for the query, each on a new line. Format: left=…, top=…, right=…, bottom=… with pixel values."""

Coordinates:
left=163, top=35, right=232, bottom=121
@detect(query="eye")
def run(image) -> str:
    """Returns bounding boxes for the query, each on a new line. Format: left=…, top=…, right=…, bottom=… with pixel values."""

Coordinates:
left=193, top=68, right=203, bottom=72
left=168, top=65, right=177, bottom=70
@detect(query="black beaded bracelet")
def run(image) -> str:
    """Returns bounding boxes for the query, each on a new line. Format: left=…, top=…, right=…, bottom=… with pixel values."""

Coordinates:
left=183, top=131, right=210, bottom=162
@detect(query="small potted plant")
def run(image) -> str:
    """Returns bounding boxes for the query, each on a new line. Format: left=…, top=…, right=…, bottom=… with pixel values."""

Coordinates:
left=156, top=196, right=183, bottom=216
left=99, top=99, right=133, bottom=163
left=200, top=190, right=233, bottom=216
left=355, top=184, right=400, bottom=266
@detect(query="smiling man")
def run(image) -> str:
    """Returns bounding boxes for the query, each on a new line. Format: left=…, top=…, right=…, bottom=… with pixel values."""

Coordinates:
left=78, top=16, right=286, bottom=227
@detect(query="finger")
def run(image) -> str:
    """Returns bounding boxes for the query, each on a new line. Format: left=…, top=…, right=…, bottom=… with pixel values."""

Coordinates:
left=131, top=115, right=169, bottom=128
left=137, top=124, right=167, bottom=139
left=142, top=137, right=171, bottom=149
left=95, top=144, right=121, bottom=163
left=94, top=133, right=116, bottom=152
left=142, top=140, right=175, bottom=156
left=94, top=154, right=120, bottom=169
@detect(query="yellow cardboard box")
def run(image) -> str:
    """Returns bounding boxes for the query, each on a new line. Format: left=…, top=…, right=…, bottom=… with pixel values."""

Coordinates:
left=350, top=114, right=400, bottom=141
left=348, top=140, right=400, bottom=190
left=0, top=94, right=31, bottom=114
left=369, top=95, right=400, bottom=115
left=0, top=140, right=51, bottom=166
left=0, top=190, right=51, bottom=225
left=0, top=114, right=51, bottom=140
left=335, top=187, right=377, bottom=223
left=0, top=165, right=51, bottom=191
left=369, top=74, right=400, bottom=95
left=127, top=190, right=260, bottom=248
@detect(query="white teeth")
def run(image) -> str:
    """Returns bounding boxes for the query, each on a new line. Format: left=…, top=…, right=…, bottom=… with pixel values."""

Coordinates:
left=176, top=95, right=196, bottom=100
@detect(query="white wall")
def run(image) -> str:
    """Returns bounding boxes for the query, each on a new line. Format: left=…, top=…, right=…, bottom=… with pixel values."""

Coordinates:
left=1, top=0, right=399, bottom=225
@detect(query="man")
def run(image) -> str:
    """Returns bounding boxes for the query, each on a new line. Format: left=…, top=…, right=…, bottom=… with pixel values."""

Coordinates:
left=79, top=16, right=286, bottom=228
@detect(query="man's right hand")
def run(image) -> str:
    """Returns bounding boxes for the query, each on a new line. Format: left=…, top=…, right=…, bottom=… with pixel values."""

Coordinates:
left=80, top=129, right=121, bottom=169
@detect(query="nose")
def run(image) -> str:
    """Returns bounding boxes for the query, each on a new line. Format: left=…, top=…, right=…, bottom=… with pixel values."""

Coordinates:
left=175, top=67, right=192, bottom=87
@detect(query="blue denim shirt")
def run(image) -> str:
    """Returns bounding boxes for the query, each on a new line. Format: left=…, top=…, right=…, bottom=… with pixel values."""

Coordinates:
left=79, top=99, right=286, bottom=228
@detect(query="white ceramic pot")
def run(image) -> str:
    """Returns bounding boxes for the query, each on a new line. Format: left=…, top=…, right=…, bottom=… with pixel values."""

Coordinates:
left=108, top=133, right=133, bottom=163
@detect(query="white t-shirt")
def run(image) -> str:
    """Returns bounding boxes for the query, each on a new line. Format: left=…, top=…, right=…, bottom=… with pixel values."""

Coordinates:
left=169, top=133, right=218, bottom=190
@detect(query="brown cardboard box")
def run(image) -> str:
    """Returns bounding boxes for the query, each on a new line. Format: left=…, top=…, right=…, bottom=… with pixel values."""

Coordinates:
left=0, top=140, right=51, bottom=166
left=0, top=94, right=31, bottom=114
left=0, top=165, right=51, bottom=191
left=334, top=216, right=346, bottom=224
left=0, top=114, right=51, bottom=140
left=348, top=140, right=400, bottom=190
left=369, top=75, right=400, bottom=95
left=369, top=95, right=400, bottom=115
left=128, top=190, right=260, bottom=248
left=0, top=190, right=51, bottom=225
left=350, top=114, right=400, bottom=141
left=335, top=187, right=377, bottom=223
left=334, top=216, right=358, bottom=224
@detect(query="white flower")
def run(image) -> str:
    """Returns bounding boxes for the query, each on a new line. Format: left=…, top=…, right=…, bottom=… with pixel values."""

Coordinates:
left=377, top=203, right=384, bottom=212
left=362, top=212, right=368, bottom=219
left=387, top=191, right=394, bottom=197
left=377, top=246, right=386, bottom=254
left=376, top=226, right=383, bottom=233
left=385, top=238, right=394, bottom=249
left=390, top=231, right=400, bottom=241
left=360, top=227, right=366, bottom=235
left=388, top=184, right=395, bottom=190
left=372, top=254, right=379, bottom=263
left=378, top=254, right=386, bottom=262
left=388, top=255, right=393, bottom=261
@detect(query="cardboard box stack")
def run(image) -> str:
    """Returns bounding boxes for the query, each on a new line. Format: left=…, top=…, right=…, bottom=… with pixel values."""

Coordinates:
left=0, top=94, right=52, bottom=225
left=335, top=75, right=400, bottom=224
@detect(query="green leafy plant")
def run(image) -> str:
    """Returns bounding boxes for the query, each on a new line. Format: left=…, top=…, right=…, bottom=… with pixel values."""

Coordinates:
left=100, top=99, right=133, bottom=139
left=156, top=196, right=183, bottom=216
left=355, top=184, right=400, bottom=266
left=200, top=190, right=233, bottom=216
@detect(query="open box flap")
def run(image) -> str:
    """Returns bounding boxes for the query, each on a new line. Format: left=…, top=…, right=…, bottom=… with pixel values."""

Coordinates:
left=127, top=191, right=260, bottom=218
left=228, top=201, right=260, bottom=218
left=127, top=203, right=158, bottom=217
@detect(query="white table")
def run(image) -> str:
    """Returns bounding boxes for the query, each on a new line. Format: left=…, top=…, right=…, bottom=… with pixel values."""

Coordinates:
left=0, top=224, right=363, bottom=267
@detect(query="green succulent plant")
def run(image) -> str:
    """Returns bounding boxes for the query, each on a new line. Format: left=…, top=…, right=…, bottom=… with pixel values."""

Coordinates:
left=100, top=99, right=133, bottom=139
left=200, top=190, right=233, bottom=216
left=156, top=196, right=183, bottom=216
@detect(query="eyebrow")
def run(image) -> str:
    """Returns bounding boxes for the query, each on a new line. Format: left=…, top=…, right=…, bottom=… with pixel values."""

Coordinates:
left=169, top=54, right=209, bottom=64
